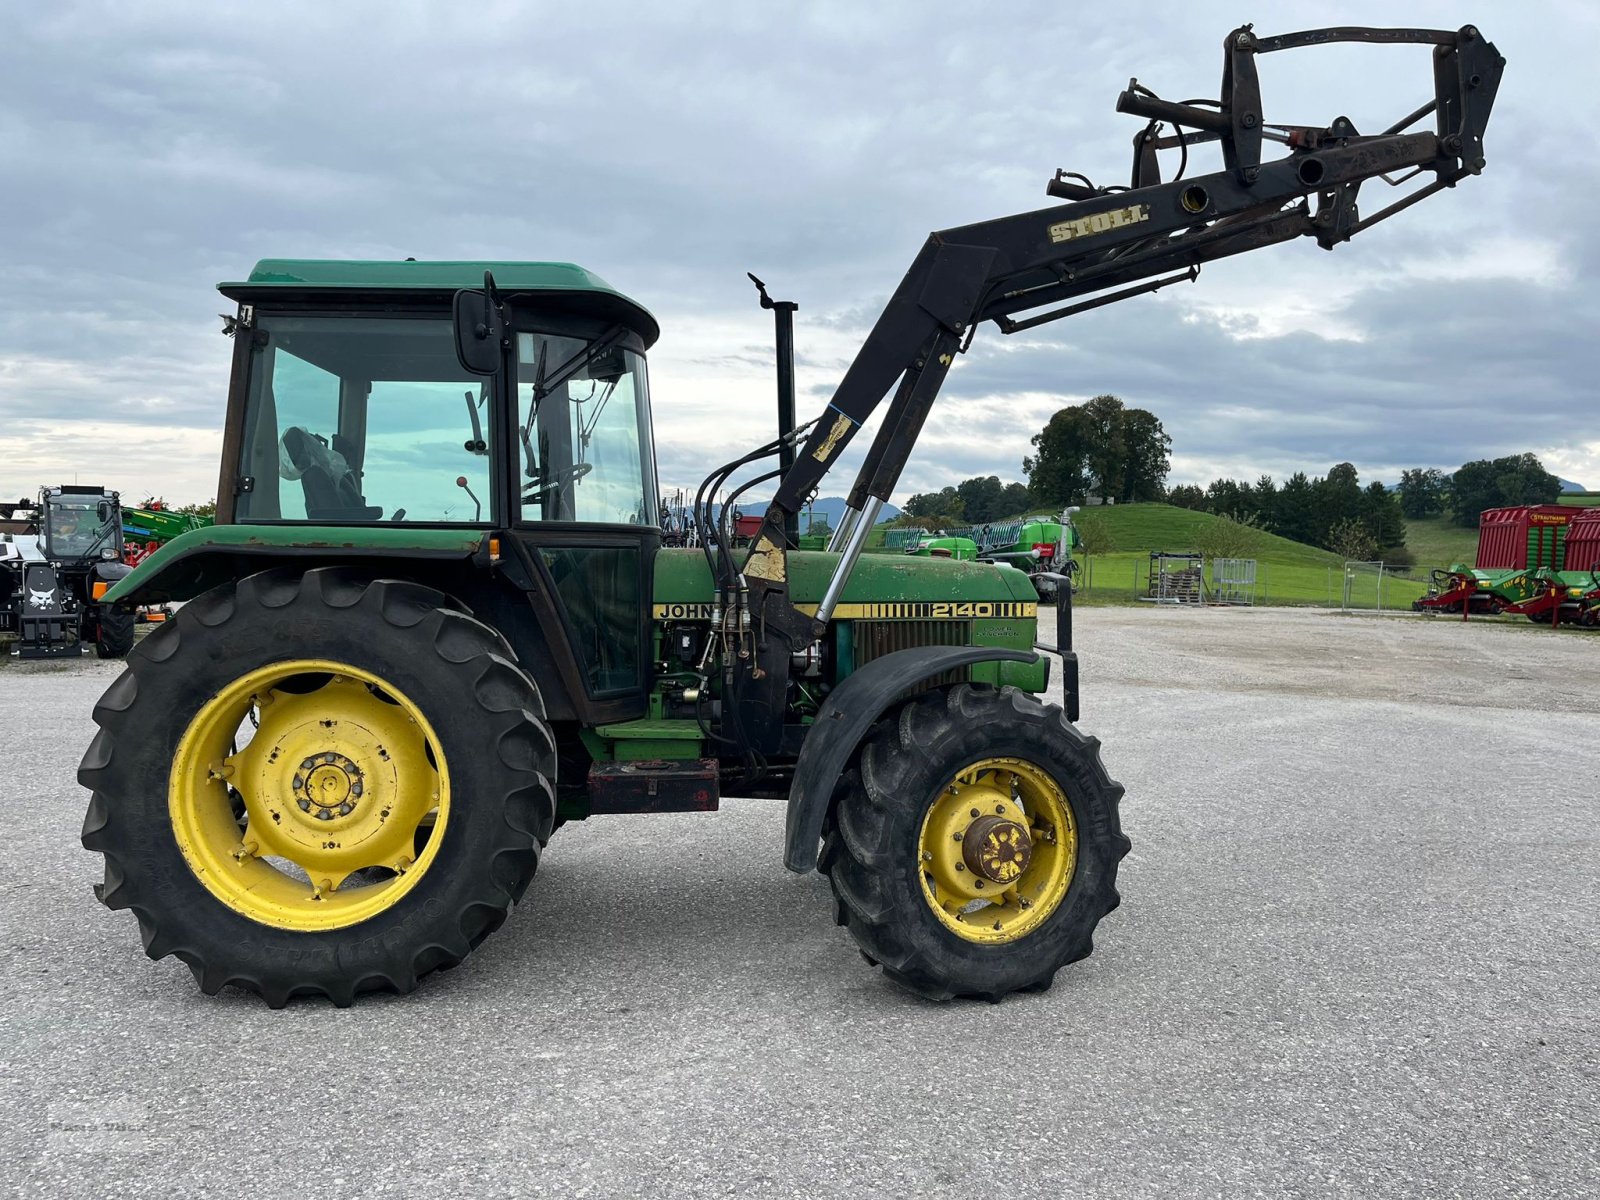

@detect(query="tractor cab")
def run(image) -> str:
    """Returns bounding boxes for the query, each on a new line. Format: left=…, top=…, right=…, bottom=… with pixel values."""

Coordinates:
left=209, top=260, right=663, bottom=719
left=41, top=486, right=123, bottom=565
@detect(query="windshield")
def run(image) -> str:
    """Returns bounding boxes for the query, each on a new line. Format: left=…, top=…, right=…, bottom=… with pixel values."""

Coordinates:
left=235, top=315, right=491, bottom=524
left=517, top=331, right=656, bottom=524
left=45, top=498, right=116, bottom=558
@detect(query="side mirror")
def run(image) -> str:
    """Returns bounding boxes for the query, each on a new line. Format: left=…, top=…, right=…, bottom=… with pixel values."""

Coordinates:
left=97, top=502, right=112, bottom=523
left=453, top=283, right=506, bottom=376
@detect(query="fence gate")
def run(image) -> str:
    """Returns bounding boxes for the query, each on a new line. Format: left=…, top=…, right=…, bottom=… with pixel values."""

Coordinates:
left=1211, top=558, right=1258, bottom=605
left=1341, top=560, right=1388, bottom=610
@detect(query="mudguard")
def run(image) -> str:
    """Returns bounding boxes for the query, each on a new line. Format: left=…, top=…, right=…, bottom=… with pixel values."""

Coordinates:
left=783, top=645, right=1044, bottom=873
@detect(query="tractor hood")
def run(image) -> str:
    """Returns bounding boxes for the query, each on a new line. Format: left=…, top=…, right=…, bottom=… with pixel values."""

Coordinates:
left=652, top=548, right=1038, bottom=616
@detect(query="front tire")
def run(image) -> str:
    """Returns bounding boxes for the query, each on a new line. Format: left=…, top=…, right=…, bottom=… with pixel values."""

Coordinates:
left=79, top=568, right=555, bottom=1006
left=824, top=685, right=1129, bottom=1001
left=94, top=606, right=136, bottom=658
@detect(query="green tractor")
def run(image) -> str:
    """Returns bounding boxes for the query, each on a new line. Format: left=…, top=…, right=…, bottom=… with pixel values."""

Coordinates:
left=80, top=23, right=1501, bottom=1005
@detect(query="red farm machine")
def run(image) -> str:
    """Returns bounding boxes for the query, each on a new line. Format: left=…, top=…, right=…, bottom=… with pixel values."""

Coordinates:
left=1414, top=505, right=1600, bottom=625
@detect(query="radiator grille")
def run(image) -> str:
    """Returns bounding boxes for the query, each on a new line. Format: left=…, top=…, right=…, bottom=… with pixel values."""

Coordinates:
left=853, top=619, right=973, bottom=689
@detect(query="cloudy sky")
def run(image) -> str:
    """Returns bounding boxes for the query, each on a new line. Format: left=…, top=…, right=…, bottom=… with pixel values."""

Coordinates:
left=3, top=1, right=1595, bottom=508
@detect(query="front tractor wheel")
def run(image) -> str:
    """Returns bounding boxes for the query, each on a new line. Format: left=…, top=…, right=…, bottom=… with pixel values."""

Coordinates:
left=94, top=606, right=136, bottom=658
left=79, top=569, right=556, bottom=1007
left=825, top=685, right=1129, bottom=1001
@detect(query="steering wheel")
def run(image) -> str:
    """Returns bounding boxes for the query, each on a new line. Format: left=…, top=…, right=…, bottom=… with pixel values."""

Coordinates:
left=521, top=461, right=593, bottom=502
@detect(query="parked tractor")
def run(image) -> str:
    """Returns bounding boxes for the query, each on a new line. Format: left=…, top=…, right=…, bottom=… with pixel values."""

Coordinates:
left=80, top=24, right=1502, bottom=1005
left=1, top=486, right=136, bottom=658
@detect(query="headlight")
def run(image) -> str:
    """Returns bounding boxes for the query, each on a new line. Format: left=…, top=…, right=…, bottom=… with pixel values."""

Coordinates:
left=102, top=547, right=119, bottom=560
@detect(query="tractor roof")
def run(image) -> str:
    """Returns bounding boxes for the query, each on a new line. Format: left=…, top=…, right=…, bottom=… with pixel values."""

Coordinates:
left=219, top=259, right=659, bottom=347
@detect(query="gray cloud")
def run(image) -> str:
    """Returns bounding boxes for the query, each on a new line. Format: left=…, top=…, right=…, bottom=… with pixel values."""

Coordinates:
left=2, top=2, right=1593, bottom=504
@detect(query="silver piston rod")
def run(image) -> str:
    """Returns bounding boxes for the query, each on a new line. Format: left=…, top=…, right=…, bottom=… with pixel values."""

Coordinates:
left=815, top=496, right=882, bottom=625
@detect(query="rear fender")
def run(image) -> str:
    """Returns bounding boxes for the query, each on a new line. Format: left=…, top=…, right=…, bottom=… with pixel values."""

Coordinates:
left=784, top=645, right=1044, bottom=873
left=102, top=525, right=486, bottom=605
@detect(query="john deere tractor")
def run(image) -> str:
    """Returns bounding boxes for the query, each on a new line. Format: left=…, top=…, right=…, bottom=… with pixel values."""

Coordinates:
left=80, top=23, right=1501, bottom=1005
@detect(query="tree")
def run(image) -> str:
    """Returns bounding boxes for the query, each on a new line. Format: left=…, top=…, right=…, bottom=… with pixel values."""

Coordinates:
left=999, top=481, right=1032, bottom=515
left=1361, top=481, right=1407, bottom=554
left=1074, top=510, right=1117, bottom=556
left=1252, top=474, right=1279, bottom=530
left=1118, top=407, right=1172, bottom=503
left=1193, top=512, right=1264, bottom=560
left=1313, top=463, right=1364, bottom=548
left=956, top=476, right=1007, bottom=524
left=1449, top=452, right=1562, bottom=526
left=805, top=514, right=831, bottom=538
left=1276, top=472, right=1317, bottom=545
left=1396, top=468, right=1448, bottom=519
left=1327, top=516, right=1377, bottom=561
left=1167, top=484, right=1206, bottom=510
left=903, top=487, right=964, bottom=522
left=1024, top=407, right=1092, bottom=505
left=1081, top=394, right=1128, bottom=500
left=1024, top=394, right=1170, bottom=506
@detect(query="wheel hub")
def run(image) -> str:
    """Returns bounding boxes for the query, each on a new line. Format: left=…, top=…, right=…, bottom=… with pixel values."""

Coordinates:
left=961, top=814, right=1033, bottom=883
left=916, top=756, right=1078, bottom=945
left=295, top=752, right=365, bottom=819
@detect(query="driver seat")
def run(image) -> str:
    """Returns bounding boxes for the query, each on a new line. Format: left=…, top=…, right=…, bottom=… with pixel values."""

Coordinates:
left=280, top=427, right=383, bottom=521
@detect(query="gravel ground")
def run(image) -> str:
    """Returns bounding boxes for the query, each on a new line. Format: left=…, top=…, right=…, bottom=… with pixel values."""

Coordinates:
left=1, top=608, right=1596, bottom=1199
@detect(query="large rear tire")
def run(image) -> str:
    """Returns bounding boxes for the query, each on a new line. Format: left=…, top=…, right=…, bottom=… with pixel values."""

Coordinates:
left=79, top=568, right=555, bottom=1006
left=824, top=684, right=1129, bottom=1001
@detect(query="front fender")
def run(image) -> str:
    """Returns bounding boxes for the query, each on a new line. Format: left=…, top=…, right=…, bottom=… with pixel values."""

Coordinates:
left=783, top=645, right=1044, bottom=873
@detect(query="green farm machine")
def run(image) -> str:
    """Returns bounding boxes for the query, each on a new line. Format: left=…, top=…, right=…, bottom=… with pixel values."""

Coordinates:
left=81, top=24, right=1501, bottom=1005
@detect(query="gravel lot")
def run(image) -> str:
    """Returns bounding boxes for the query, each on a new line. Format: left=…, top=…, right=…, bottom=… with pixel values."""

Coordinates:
left=2, top=608, right=1596, bottom=1198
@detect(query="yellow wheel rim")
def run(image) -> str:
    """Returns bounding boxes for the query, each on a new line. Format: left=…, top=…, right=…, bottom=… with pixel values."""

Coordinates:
left=169, top=659, right=449, bottom=932
left=917, top=756, right=1077, bottom=944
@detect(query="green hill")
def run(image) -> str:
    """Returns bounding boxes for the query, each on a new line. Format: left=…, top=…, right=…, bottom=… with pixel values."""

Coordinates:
left=1072, top=503, right=1347, bottom=567
left=1404, top=516, right=1478, bottom=572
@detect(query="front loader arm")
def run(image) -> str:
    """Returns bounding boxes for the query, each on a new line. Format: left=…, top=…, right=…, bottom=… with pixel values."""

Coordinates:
left=739, top=23, right=1502, bottom=653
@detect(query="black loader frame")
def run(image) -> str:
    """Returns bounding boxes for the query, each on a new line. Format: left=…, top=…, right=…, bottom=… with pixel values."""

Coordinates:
left=705, top=23, right=1502, bottom=760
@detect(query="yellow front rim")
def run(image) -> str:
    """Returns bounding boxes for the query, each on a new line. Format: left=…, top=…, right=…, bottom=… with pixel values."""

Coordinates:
left=917, top=756, right=1077, bottom=944
left=169, top=659, right=449, bottom=932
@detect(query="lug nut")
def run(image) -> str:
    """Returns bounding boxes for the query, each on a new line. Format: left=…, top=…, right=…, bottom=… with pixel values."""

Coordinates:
left=954, top=863, right=965, bottom=873
left=974, top=880, right=985, bottom=889
left=970, top=808, right=980, bottom=819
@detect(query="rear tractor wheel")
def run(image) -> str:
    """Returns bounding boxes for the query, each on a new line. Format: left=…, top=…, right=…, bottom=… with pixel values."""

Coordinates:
left=79, top=568, right=556, bottom=1006
left=825, top=685, right=1129, bottom=1001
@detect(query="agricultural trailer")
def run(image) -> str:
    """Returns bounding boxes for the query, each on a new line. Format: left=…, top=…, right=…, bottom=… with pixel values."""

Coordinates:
left=80, top=24, right=1503, bottom=1006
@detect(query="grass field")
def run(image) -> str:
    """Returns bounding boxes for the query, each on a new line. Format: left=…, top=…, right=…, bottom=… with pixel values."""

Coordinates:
left=871, top=496, right=1598, bottom=610
left=872, top=503, right=1434, bottom=610
left=1404, top=516, right=1479, bottom=572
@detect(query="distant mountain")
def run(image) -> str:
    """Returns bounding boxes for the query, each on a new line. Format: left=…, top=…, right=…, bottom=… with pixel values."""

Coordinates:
left=1560, top=478, right=1587, bottom=492
left=803, top=495, right=901, bottom=528
left=689, top=494, right=901, bottom=530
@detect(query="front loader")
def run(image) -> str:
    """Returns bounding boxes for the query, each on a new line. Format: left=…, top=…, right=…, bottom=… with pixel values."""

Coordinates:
left=80, top=23, right=1503, bottom=1006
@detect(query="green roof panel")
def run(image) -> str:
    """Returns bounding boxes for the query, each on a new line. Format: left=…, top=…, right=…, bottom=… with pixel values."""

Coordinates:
left=219, top=259, right=659, bottom=346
